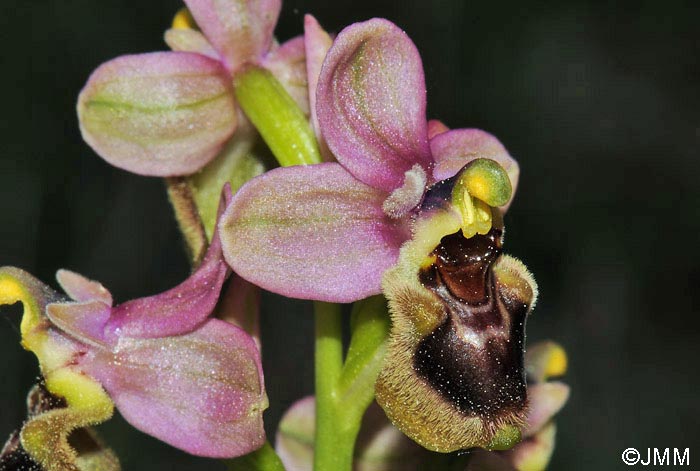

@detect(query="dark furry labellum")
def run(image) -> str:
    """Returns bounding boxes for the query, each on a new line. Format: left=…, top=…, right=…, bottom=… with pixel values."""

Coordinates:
left=376, top=223, right=537, bottom=452
left=415, top=228, right=527, bottom=420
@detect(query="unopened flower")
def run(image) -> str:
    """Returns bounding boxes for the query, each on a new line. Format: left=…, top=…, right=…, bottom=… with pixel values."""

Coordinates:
left=0, top=191, right=267, bottom=465
left=219, top=18, right=519, bottom=303
left=77, top=0, right=306, bottom=176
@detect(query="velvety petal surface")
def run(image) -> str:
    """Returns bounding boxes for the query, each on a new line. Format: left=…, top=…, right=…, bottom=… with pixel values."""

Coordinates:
left=220, top=163, right=408, bottom=302
left=262, top=36, right=309, bottom=115
left=82, top=318, right=266, bottom=458
left=184, top=0, right=281, bottom=71
left=430, top=129, right=520, bottom=208
left=304, top=15, right=333, bottom=161
left=316, top=19, right=431, bottom=192
left=78, top=52, right=237, bottom=176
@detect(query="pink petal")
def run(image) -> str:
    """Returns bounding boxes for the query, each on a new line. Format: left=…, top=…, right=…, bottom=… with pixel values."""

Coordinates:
left=427, top=119, right=449, bottom=139
left=216, top=274, right=261, bottom=349
left=56, top=269, right=112, bottom=305
left=430, top=129, right=520, bottom=209
left=78, top=52, right=237, bottom=176
left=106, top=187, right=233, bottom=338
left=262, top=36, right=309, bottom=115
left=46, top=301, right=112, bottom=348
left=523, top=382, right=569, bottom=438
left=81, top=318, right=266, bottom=458
left=220, top=163, right=409, bottom=302
left=303, top=15, right=334, bottom=161
left=316, top=19, right=431, bottom=192
left=275, top=396, right=315, bottom=471
left=164, top=28, right=219, bottom=60
left=184, top=0, right=281, bottom=71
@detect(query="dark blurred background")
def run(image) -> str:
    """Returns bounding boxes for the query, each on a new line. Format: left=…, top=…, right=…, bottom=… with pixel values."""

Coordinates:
left=1, top=0, right=699, bottom=469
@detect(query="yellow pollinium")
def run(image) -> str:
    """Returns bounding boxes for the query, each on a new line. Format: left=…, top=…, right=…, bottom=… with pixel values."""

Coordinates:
left=452, top=159, right=512, bottom=238
left=172, top=7, right=196, bottom=30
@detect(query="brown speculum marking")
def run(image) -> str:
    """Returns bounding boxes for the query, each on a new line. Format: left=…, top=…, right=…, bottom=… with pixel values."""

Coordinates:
left=415, top=228, right=528, bottom=419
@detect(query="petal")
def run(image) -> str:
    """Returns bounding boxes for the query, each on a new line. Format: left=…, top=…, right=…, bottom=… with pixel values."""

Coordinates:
left=56, top=269, right=112, bottom=305
left=184, top=0, right=281, bottom=71
left=275, top=396, right=315, bottom=471
left=220, top=163, right=409, bottom=302
left=523, top=382, right=569, bottom=438
left=46, top=301, right=112, bottom=348
left=106, top=187, right=232, bottom=338
left=427, top=119, right=449, bottom=139
left=304, top=15, right=334, bottom=161
left=78, top=52, right=237, bottom=176
left=215, top=274, right=261, bottom=349
left=164, top=27, right=219, bottom=59
left=430, top=129, right=520, bottom=210
left=316, top=19, right=431, bottom=192
left=82, top=318, right=267, bottom=458
left=262, top=36, right=309, bottom=115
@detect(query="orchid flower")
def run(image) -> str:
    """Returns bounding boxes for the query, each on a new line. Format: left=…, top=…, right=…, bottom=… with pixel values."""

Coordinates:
left=274, top=341, right=569, bottom=471
left=77, top=0, right=308, bottom=176
left=219, top=18, right=519, bottom=303
left=0, top=190, right=267, bottom=466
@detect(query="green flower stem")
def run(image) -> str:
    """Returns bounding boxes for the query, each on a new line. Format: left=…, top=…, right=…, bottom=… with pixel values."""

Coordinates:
left=313, top=301, right=352, bottom=471
left=233, top=65, right=322, bottom=167
left=338, top=296, right=390, bottom=422
left=224, top=441, right=285, bottom=471
left=313, top=298, right=390, bottom=471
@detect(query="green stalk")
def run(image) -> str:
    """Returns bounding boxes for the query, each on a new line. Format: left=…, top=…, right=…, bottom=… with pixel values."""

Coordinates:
left=224, top=441, right=285, bottom=471
left=313, top=301, right=352, bottom=470
left=233, top=66, right=322, bottom=167
left=313, top=298, right=390, bottom=471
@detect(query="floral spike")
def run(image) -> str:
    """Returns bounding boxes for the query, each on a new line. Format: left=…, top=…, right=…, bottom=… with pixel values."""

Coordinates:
left=0, top=188, right=267, bottom=460
left=78, top=0, right=306, bottom=177
left=221, top=18, right=520, bottom=303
